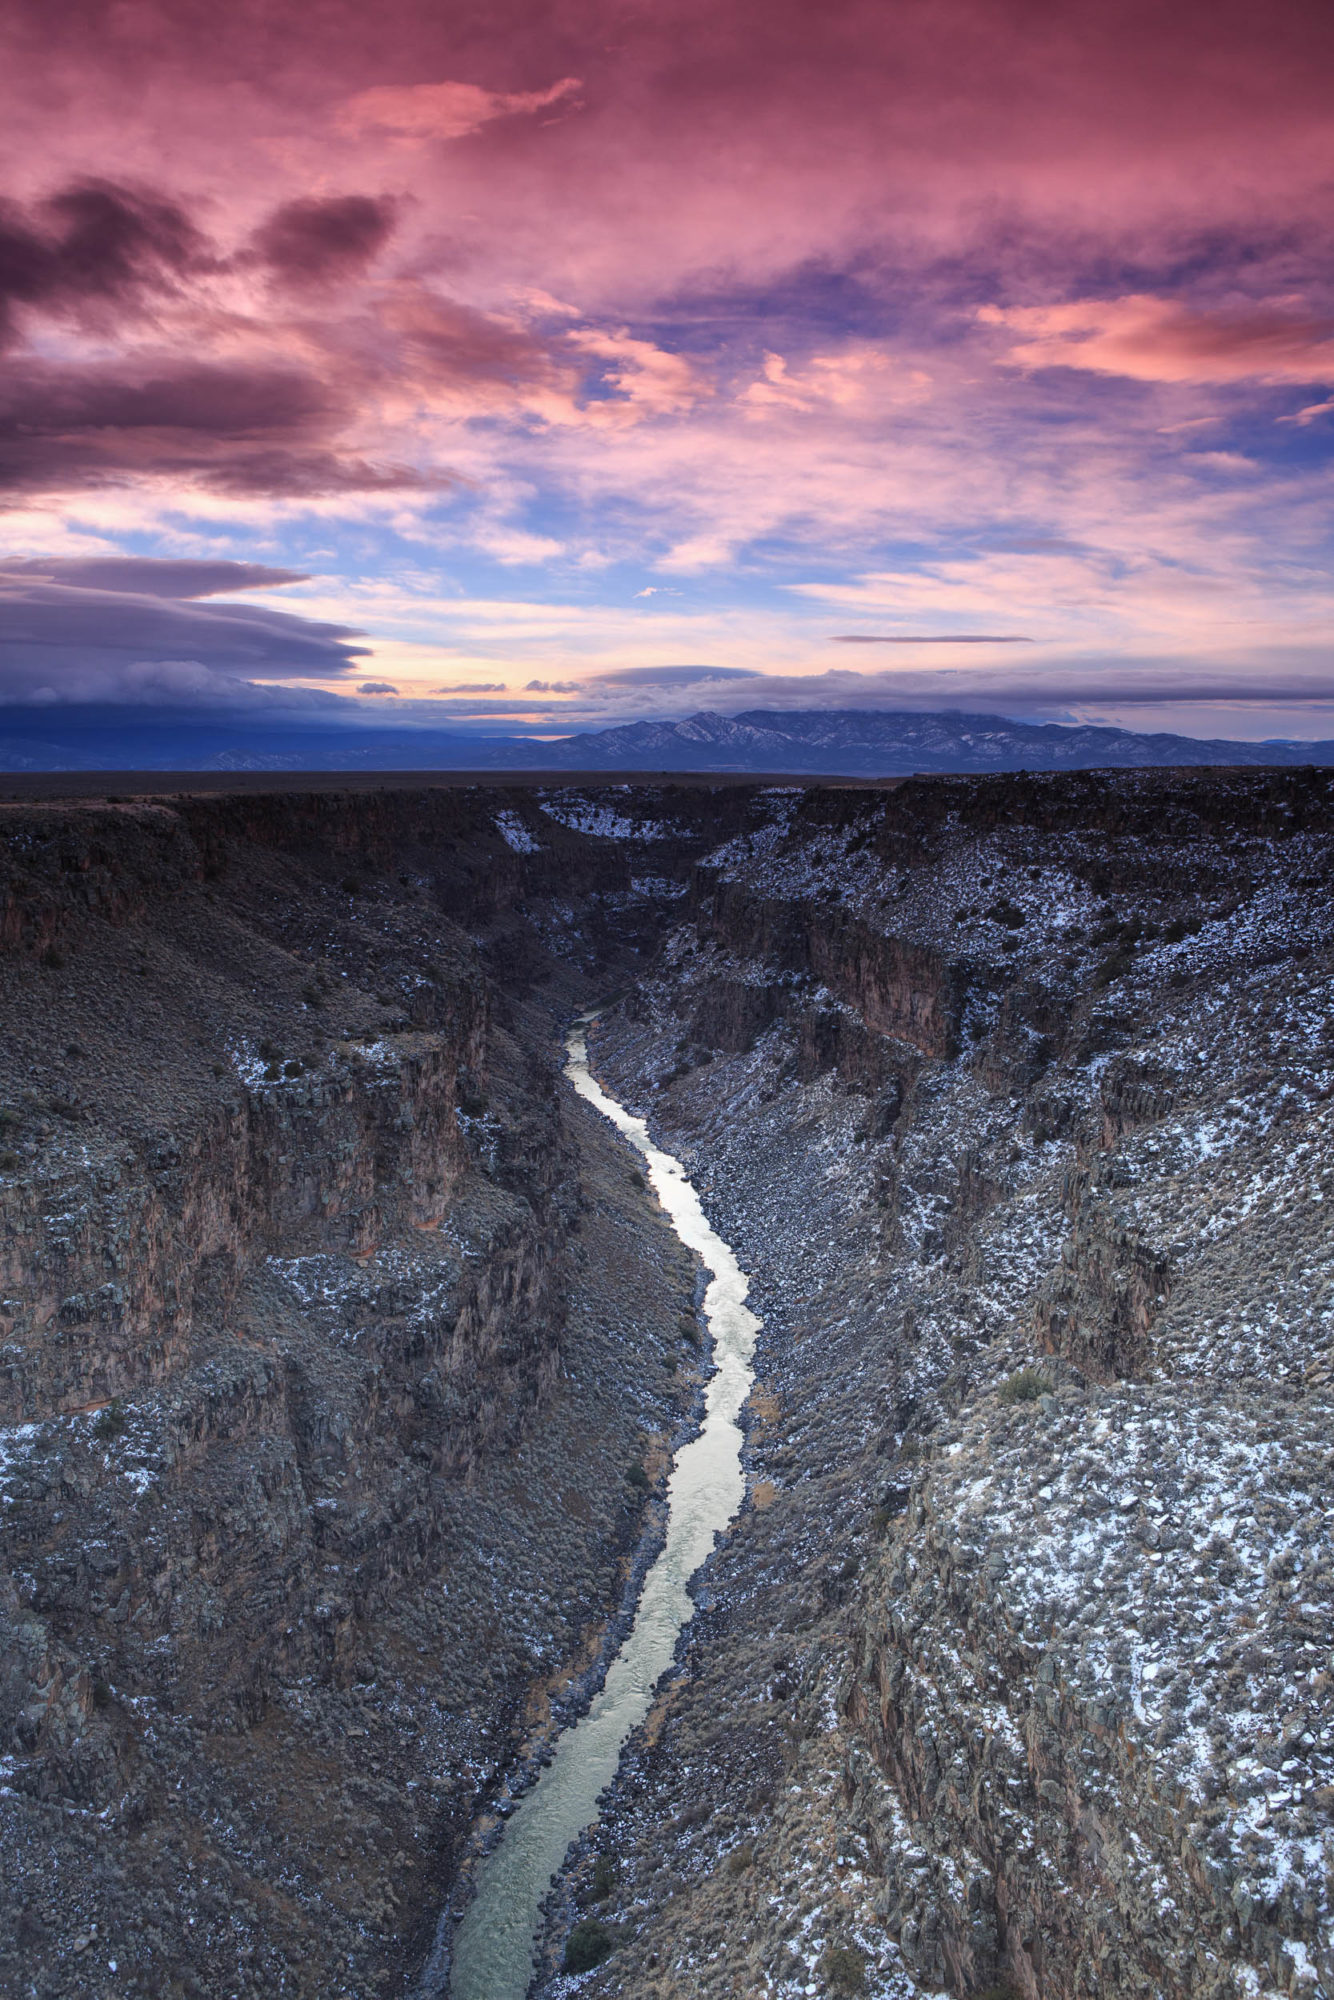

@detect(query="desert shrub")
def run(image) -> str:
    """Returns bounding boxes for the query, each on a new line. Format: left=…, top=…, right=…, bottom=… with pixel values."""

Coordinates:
left=1092, top=951, right=1131, bottom=989
left=563, top=1920, right=613, bottom=1974
left=678, top=1315, right=700, bottom=1348
left=726, top=1843, right=755, bottom=1876
left=282, top=1059, right=304, bottom=1079
left=998, top=1368, right=1051, bottom=1404
left=629, top=1168, right=645, bottom=1189
left=340, top=874, right=363, bottom=895
left=820, top=1944, right=867, bottom=1996
left=264, top=1063, right=282, bottom=1082
left=591, top=1853, right=617, bottom=1898
left=301, top=984, right=324, bottom=1008
left=661, top=1353, right=678, bottom=1373
left=674, top=1801, right=710, bottom=1830
left=258, top=1039, right=278, bottom=1061
left=985, top=900, right=1025, bottom=929
left=0, top=1152, right=18, bottom=1173
left=625, top=1461, right=649, bottom=1492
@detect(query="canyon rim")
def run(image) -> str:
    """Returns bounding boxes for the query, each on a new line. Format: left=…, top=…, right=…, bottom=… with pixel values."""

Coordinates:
left=0, top=769, right=1329, bottom=2000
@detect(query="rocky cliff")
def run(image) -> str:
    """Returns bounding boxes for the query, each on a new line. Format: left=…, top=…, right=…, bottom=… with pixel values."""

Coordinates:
left=0, top=783, right=750, bottom=1999
left=562, top=767, right=1334, bottom=2000
left=1, top=769, right=1332, bottom=2000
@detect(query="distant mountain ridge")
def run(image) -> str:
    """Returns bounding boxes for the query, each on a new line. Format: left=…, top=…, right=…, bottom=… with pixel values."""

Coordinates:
left=0, top=704, right=1331, bottom=775
left=535, top=708, right=1334, bottom=774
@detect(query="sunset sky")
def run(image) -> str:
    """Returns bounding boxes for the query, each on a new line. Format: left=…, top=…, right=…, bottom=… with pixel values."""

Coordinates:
left=2, top=0, right=1333, bottom=739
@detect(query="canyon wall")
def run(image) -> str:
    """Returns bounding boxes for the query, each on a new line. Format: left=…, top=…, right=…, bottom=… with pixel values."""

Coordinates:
left=2, top=768, right=1332, bottom=2000
left=570, top=767, right=1334, bottom=2000
left=0, top=784, right=739, bottom=2000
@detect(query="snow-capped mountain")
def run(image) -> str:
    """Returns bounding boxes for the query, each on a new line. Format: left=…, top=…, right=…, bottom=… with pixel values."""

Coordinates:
left=534, top=708, right=1334, bottom=774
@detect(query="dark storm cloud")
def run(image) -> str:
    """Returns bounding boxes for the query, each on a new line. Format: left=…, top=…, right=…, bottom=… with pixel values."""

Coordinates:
left=0, top=176, right=550, bottom=499
left=0, top=558, right=309, bottom=596
left=0, top=572, right=368, bottom=702
left=0, top=180, right=203, bottom=343
left=252, top=195, right=398, bottom=289
left=0, top=358, right=432, bottom=498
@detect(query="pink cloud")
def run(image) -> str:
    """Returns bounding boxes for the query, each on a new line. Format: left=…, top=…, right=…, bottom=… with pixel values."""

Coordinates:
left=565, top=330, right=708, bottom=424
left=1, top=0, right=1333, bottom=726
left=980, top=296, right=1334, bottom=384
left=336, top=76, right=581, bottom=144
left=740, top=348, right=928, bottom=413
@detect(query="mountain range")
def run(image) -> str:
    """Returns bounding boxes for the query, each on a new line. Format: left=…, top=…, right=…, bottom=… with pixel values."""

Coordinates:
left=1, top=704, right=1332, bottom=776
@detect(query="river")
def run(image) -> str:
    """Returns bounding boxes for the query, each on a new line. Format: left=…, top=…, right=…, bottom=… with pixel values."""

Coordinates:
left=441, top=1017, right=762, bottom=1999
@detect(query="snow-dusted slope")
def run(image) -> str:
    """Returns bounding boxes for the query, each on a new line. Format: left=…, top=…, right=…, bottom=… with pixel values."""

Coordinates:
left=573, top=766, right=1334, bottom=2000
left=536, top=708, right=1334, bottom=776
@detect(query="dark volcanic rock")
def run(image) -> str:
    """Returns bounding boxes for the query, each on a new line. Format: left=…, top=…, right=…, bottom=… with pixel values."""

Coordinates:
left=554, top=766, right=1334, bottom=2000
left=1, top=767, right=1333, bottom=2000
left=0, top=784, right=735, bottom=1999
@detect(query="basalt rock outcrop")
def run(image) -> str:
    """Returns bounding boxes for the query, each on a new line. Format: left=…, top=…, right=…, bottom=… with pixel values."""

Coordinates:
left=550, top=766, right=1334, bottom=2000
left=2, top=768, right=1333, bottom=2000
left=0, top=783, right=744, bottom=2000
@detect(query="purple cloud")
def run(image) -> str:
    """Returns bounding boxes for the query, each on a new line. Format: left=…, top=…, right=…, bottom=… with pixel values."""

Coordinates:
left=252, top=195, right=397, bottom=289
left=0, top=569, right=368, bottom=703
left=0, top=558, right=309, bottom=597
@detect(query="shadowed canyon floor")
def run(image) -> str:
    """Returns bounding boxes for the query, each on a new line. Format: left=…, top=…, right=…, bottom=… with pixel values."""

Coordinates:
left=0, top=771, right=1330, bottom=2000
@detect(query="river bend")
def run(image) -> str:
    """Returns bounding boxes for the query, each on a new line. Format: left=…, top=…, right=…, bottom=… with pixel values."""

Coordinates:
left=443, top=1019, right=762, bottom=1999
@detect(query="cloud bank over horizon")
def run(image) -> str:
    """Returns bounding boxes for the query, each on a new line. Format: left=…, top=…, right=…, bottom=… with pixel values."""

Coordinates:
left=0, top=0, right=1332, bottom=742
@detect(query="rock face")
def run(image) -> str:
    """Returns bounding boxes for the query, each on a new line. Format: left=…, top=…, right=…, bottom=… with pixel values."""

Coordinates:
left=559, top=767, right=1334, bottom=2000
left=0, top=784, right=743, bottom=1999
left=2, top=768, right=1333, bottom=2000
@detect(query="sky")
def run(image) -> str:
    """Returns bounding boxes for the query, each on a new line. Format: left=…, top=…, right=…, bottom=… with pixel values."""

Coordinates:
left=1, top=0, right=1333, bottom=741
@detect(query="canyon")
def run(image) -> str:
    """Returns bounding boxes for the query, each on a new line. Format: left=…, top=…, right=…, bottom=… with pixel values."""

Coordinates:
left=0, top=768, right=1329, bottom=2000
